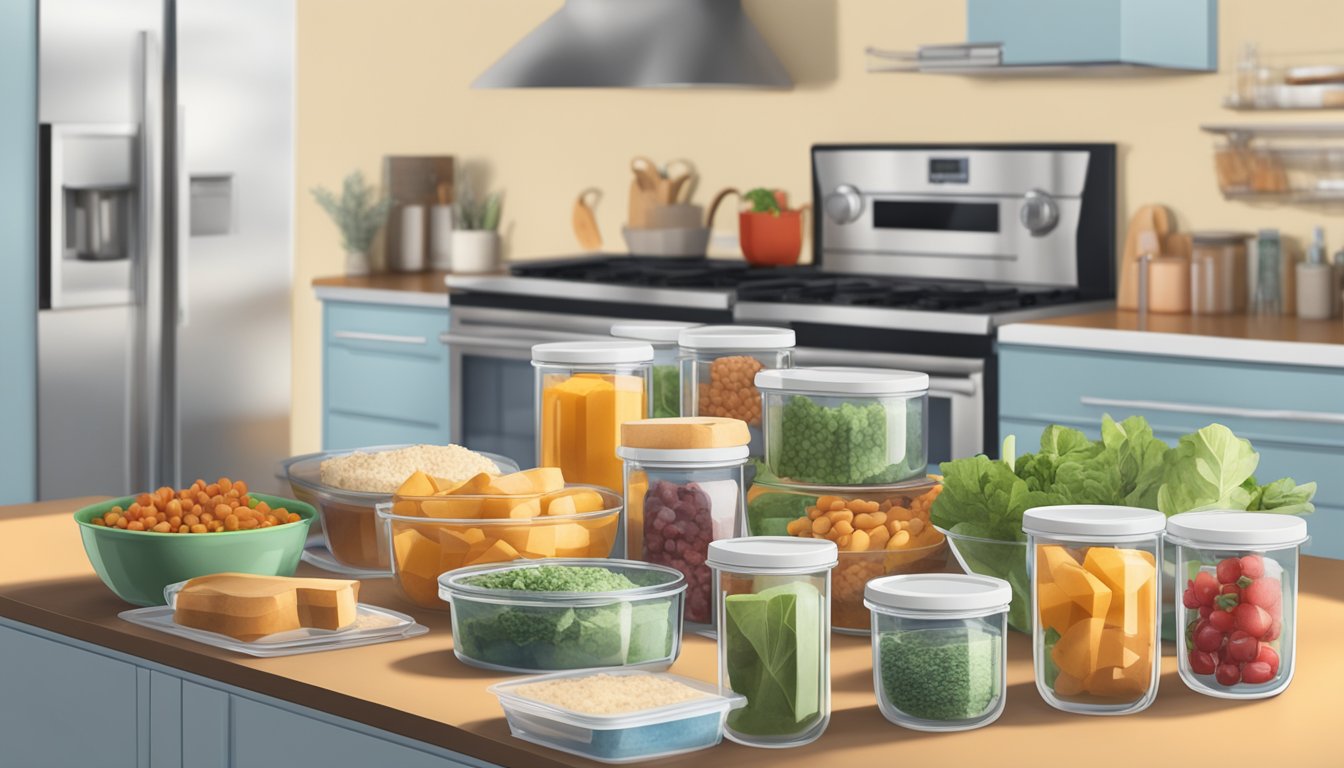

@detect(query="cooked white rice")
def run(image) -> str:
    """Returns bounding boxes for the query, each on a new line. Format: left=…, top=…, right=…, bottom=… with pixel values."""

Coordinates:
left=319, top=444, right=500, bottom=493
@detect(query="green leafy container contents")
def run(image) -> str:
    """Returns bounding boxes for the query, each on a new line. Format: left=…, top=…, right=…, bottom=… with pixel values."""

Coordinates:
left=932, top=415, right=1317, bottom=634
left=610, top=322, right=702, bottom=419
left=438, top=559, right=686, bottom=673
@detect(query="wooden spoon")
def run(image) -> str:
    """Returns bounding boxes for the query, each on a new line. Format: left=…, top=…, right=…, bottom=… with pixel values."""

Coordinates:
left=572, top=188, right=602, bottom=251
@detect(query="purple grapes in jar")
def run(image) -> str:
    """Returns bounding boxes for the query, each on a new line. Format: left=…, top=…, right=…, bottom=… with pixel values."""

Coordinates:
left=642, top=480, right=716, bottom=623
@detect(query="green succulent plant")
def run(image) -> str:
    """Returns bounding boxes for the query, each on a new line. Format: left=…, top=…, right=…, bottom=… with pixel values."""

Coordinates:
left=455, top=170, right=504, bottom=231
left=310, top=170, right=391, bottom=254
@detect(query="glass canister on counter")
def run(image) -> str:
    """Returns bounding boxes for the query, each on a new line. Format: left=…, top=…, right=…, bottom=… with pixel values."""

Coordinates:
left=707, top=537, right=837, bottom=748
left=678, top=326, right=795, bottom=455
left=617, top=416, right=751, bottom=630
left=1190, top=231, right=1251, bottom=315
left=610, top=322, right=701, bottom=419
left=1167, top=511, right=1307, bottom=700
left=865, top=573, right=1011, bottom=732
left=533, top=341, right=653, bottom=497
left=1023, top=505, right=1166, bottom=716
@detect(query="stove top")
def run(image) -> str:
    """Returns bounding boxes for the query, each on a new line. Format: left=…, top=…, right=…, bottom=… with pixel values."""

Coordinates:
left=509, top=256, right=817, bottom=290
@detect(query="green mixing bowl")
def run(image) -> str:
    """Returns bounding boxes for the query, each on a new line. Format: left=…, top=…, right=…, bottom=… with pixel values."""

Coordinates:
left=74, top=493, right=316, bottom=606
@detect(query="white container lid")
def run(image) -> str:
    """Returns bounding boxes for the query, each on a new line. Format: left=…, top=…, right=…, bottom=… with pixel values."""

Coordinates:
left=755, top=367, right=929, bottom=395
left=532, top=340, right=654, bottom=365
left=677, top=325, right=795, bottom=350
left=610, top=322, right=701, bottom=343
left=1166, top=511, right=1309, bottom=548
left=616, top=445, right=750, bottom=464
left=706, top=536, right=837, bottom=572
left=1022, top=505, right=1167, bottom=538
left=864, top=573, right=1011, bottom=615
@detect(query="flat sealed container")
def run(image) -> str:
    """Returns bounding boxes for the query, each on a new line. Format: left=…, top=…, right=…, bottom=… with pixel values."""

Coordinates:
left=490, top=669, right=744, bottom=764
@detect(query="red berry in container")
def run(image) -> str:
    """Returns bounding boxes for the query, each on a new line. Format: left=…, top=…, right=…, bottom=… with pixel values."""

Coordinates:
left=1255, top=644, right=1280, bottom=675
left=1215, top=663, right=1242, bottom=686
left=1227, top=630, right=1259, bottom=662
left=1234, top=603, right=1273, bottom=639
left=1239, top=554, right=1265, bottom=580
left=1194, top=622, right=1225, bottom=653
left=1208, top=609, right=1236, bottom=633
left=1199, top=605, right=1213, bottom=620
left=1216, top=557, right=1242, bottom=585
left=1193, top=571, right=1220, bottom=607
left=1182, top=587, right=1201, bottom=609
left=1241, top=661, right=1274, bottom=685
left=1189, top=650, right=1218, bottom=676
left=1263, top=618, right=1282, bottom=642
left=1219, top=583, right=1241, bottom=597
left=1244, top=577, right=1281, bottom=610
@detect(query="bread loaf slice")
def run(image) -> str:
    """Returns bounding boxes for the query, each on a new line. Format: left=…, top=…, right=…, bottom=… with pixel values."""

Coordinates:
left=620, top=417, right=750, bottom=450
left=173, top=573, right=360, bottom=641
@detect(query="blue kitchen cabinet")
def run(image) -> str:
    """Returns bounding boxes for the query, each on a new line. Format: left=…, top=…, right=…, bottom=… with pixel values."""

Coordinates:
left=321, top=300, right=450, bottom=450
left=999, top=343, right=1344, bottom=558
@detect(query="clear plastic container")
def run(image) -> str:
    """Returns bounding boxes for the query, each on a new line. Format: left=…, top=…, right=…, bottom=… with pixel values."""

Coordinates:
left=610, top=322, right=701, bottom=419
left=1024, top=505, right=1166, bottom=716
left=617, top=442, right=748, bottom=631
left=438, top=558, right=686, bottom=673
left=756, top=368, right=929, bottom=485
left=376, top=485, right=622, bottom=609
left=283, top=446, right=518, bottom=571
left=490, top=669, right=745, bottom=764
left=1167, top=511, right=1308, bottom=700
left=865, top=573, right=1011, bottom=731
left=678, top=326, right=795, bottom=455
left=707, top=537, right=837, bottom=748
left=534, top=341, right=653, bottom=501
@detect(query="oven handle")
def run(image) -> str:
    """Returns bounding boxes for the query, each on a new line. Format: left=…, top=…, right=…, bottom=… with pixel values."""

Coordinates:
left=928, top=376, right=978, bottom=397
left=1079, top=396, right=1344, bottom=426
left=439, top=332, right=543, bottom=351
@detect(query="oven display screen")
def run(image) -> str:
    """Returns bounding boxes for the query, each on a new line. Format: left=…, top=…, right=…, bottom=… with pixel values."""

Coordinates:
left=872, top=201, right=999, bottom=233
left=929, top=157, right=969, bottom=183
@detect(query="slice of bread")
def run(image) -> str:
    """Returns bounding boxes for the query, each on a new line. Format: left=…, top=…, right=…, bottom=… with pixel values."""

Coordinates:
left=173, top=573, right=360, bottom=641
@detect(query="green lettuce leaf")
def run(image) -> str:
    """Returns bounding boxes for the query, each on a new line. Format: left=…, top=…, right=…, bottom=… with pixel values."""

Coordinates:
left=1246, top=477, right=1317, bottom=516
left=1102, top=414, right=1171, bottom=507
left=1155, top=424, right=1259, bottom=515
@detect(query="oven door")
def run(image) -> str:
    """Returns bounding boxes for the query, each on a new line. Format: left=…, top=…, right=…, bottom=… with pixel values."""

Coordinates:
left=791, top=346, right=984, bottom=468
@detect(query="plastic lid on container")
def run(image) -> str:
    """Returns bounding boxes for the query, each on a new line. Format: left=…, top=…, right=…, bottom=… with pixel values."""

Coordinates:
left=677, top=325, right=795, bottom=350
left=755, top=367, right=929, bottom=395
left=864, top=573, right=1011, bottom=615
left=1022, top=505, right=1167, bottom=538
left=616, top=444, right=750, bottom=464
left=532, top=340, right=654, bottom=365
left=610, top=322, right=701, bottom=343
left=706, top=536, right=837, bottom=572
left=1166, top=511, right=1309, bottom=548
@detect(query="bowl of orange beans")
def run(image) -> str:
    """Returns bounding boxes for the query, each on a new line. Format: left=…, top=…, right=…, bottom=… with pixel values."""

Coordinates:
left=73, top=478, right=316, bottom=606
left=776, top=482, right=949, bottom=634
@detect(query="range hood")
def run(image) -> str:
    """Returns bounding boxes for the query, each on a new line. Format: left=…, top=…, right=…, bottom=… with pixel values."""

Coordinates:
left=472, top=0, right=791, bottom=89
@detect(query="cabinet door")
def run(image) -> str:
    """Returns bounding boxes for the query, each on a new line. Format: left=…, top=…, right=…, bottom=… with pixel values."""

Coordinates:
left=0, top=624, right=140, bottom=767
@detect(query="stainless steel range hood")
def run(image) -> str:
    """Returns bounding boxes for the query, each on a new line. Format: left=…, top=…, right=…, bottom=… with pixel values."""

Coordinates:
left=472, top=0, right=791, bottom=89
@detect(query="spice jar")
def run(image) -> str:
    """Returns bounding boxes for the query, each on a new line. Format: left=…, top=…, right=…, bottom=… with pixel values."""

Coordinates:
left=865, top=573, right=1010, bottom=731
left=1167, top=511, right=1307, bottom=700
left=1190, top=231, right=1251, bottom=315
left=610, top=322, right=701, bottom=419
left=678, top=326, right=795, bottom=456
left=533, top=341, right=653, bottom=498
left=707, top=537, right=836, bottom=748
left=1023, top=505, right=1165, bottom=716
left=618, top=417, right=750, bottom=630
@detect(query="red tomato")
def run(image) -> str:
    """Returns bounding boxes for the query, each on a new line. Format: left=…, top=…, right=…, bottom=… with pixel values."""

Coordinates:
left=1245, top=577, right=1281, bottom=609
left=1194, top=622, right=1225, bottom=653
left=1199, top=605, right=1213, bottom=620
left=1264, top=618, right=1282, bottom=642
left=1194, top=571, right=1220, bottom=607
left=1235, top=603, right=1273, bottom=638
left=1255, top=644, right=1280, bottom=675
left=1182, top=587, right=1201, bottom=609
left=1219, top=583, right=1241, bottom=597
left=1208, top=609, right=1236, bottom=633
left=1227, top=630, right=1259, bottom=662
left=1215, top=663, right=1242, bottom=686
left=1239, top=554, right=1265, bottom=580
left=1216, top=557, right=1242, bottom=584
left=1189, top=650, right=1218, bottom=675
left=1241, top=661, right=1274, bottom=685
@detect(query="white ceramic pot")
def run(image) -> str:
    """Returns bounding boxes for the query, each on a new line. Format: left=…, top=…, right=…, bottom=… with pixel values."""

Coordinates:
left=344, top=249, right=371, bottom=276
left=451, top=230, right=500, bottom=274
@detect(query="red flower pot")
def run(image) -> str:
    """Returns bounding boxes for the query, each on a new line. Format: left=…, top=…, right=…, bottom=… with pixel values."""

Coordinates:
left=739, top=210, right=803, bottom=266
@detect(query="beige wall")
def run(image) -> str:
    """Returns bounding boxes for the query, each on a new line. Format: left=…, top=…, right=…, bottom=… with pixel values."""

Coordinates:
left=292, top=0, right=1344, bottom=453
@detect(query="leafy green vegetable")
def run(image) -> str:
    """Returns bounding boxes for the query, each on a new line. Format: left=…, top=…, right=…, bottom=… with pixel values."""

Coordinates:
left=743, top=188, right=782, bottom=215
left=747, top=490, right=817, bottom=536
left=1246, top=477, right=1318, bottom=516
left=652, top=365, right=680, bottom=419
left=724, top=581, right=822, bottom=736
left=1154, top=424, right=1259, bottom=515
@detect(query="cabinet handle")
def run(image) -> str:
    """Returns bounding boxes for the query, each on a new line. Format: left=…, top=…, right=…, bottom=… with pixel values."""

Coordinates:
left=332, top=330, right=428, bottom=346
left=1079, top=396, right=1344, bottom=426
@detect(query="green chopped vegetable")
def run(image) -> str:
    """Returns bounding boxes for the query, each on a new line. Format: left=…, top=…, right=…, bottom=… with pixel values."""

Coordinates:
left=652, top=364, right=680, bottom=419
left=772, top=396, right=921, bottom=484
left=724, top=581, right=823, bottom=737
left=746, top=490, right=816, bottom=537
left=879, top=626, right=998, bottom=721
left=465, top=565, right=637, bottom=592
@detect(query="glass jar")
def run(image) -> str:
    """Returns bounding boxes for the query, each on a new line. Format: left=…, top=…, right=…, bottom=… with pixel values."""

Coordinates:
left=611, top=322, right=701, bottom=419
left=1190, top=231, right=1251, bottom=315
left=1023, top=505, right=1166, bottom=716
left=707, top=537, right=837, bottom=748
left=533, top=341, right=653, bottom=499
left=678, top=326, right=795, bottom=456
left=1167, top=511, right=1307, bottom=700
left=865, top=573, right=1010, bottom=732
left=756, top=367, right=929, bottom=485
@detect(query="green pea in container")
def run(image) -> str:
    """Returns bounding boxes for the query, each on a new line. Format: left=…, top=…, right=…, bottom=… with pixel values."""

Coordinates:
left=610, top=322, right=702, bottom=419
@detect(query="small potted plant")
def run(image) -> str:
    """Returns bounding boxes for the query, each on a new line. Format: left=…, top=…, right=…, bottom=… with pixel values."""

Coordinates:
left=310, top=170, right=391, bottom=275
left=452, top=174, right=503, bottom=274
left=738, top=188, right=804, bottom=266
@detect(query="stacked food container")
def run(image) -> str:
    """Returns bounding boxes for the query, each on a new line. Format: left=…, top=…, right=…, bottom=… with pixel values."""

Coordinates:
left=610, top=322, right=701, bottom=419
left=678, top=326, right=795, bottom=456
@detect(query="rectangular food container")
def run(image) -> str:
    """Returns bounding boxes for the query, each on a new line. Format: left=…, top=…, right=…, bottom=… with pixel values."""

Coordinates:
left=490, top=670, right=744, bottom=764
left=438, top=559, right=686, bottom=673
left=756, top=368, right=929, bottom=486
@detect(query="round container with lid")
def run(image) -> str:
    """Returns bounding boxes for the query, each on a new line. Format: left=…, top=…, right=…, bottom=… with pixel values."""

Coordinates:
left=865, top=573, right=1010, bottom=731
left=1167, top=511, right=1307, bottom=699
left=618, top=417, right=750, bottom=631
left=756, top=367, right=929, bottom=485
left=678, top=326, right=795, bottom=455
left=1190, top=231, right=1251, bottom=315
left=534, top=341, right=653, bottom=498
left=707, top=536, right=836, bottom=748
left=1023, top=505, right=1166, bottom=715
left=611, top=322, right=701, bottom=419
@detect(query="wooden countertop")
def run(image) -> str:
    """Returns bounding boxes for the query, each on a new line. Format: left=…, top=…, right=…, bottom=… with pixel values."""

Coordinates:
left=4, top=497, right=1342, bottom=768
left=313, top=271, right=456, bottom=294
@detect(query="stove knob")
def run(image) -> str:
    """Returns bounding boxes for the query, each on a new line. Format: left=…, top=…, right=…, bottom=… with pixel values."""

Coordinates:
left=824, top=185, right=864, bottom=224
left=1019, top=189, right=1059, bottom=236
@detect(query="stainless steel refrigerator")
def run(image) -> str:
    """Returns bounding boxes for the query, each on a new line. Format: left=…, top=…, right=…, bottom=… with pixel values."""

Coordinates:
left=37, top=0, right=294, bottom=498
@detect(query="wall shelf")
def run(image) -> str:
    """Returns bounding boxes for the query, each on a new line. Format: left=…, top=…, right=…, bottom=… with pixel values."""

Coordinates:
left=1203, top=123, right=1344, bottom=205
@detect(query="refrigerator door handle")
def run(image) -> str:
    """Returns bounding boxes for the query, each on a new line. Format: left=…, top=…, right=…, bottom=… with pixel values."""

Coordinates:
left=177, top=106, right=189, bottom=328
left=133, top=29, right=166, bottom=492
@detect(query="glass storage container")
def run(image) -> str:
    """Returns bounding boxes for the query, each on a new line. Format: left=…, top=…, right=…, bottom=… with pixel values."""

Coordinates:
left=1024, top=505, right=1166, bottom=716
left=678, top=326, right=795, bottom=455
left=1189, top=231, right=1251, bottom=315
left=1167, top=511, right=1307, bottom=700
left=756, top=368, right=929, bottom=485
left=707, top=537, right=837, bottom=748
left=610, top=322, right=701, bottom=419
left=865, top=573, right=1010, bottom=732
left=534, top=341, right=653, bottom=498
